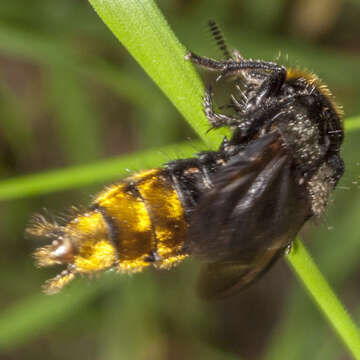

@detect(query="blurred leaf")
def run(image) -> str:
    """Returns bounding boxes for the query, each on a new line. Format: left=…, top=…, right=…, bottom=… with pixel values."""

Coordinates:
left=0, top=24, right=173, bottom=119
left=46, top=63, right=103, bottom=164
left=242, top=0, right=287, bottom=30
left=0, top=76, right=35, bottom=161
left=0, top=280, right=104, bottom=350
left=99, top=274, right=165, bottom=360
left=344, top=115, right=360, bottom=132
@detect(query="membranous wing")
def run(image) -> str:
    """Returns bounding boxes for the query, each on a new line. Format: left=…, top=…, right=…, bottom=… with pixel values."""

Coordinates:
left=187, top=131, right=311, bottom=299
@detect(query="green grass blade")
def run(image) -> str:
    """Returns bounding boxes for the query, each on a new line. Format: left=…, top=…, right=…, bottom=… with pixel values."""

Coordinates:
left=286, top=239, right=360, bottom=359
left=0, top=141, right=203, bottom=201
left=0, top=115, right=357, bottom=202
left=87, top=0, right=230, bottom=149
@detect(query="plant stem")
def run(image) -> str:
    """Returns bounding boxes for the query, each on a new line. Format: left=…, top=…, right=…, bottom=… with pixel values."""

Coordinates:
left=287, top=239, right=360, bottom=359
left=88, top=0, right=230, bottom=149
left=0, top=141, right=202, bottom=201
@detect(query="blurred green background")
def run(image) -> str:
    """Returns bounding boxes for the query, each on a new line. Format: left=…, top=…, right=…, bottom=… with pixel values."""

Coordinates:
left=0, top=0, right=360, bottom=359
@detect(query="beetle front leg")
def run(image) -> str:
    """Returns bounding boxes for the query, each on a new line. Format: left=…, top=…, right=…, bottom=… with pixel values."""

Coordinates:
left=203, top=86, right=243, bottom=129
left=185, top=52, right=227, bottom=72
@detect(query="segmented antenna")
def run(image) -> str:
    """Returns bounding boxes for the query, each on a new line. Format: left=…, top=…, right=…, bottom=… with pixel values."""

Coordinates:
left=208, top=20, right=231, bottom=59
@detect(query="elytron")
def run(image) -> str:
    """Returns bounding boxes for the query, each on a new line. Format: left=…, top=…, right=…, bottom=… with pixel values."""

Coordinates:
left=28, top=22, right=344, bottom=298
